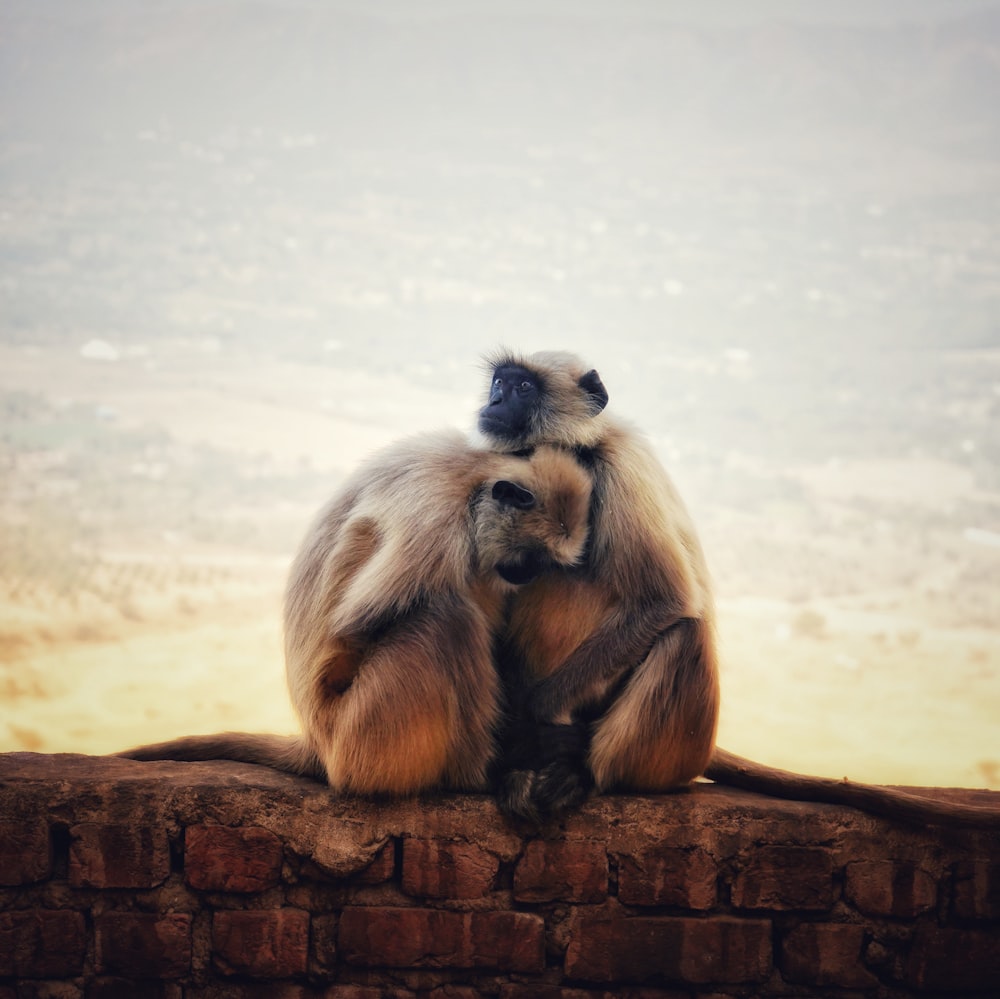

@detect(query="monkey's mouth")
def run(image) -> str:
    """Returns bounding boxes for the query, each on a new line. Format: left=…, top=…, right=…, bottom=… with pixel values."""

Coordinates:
left=478, top=410, right=525, bottom=440
left=496, top=553, right=545, bottom=586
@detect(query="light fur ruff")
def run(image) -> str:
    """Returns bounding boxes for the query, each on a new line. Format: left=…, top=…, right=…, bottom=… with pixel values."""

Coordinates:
left=120, top=430, right=592, bottom=796
left=477, top=348, right=611, bottom=452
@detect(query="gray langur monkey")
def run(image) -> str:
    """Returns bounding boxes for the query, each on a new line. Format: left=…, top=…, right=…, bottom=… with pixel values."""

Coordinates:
left=480, top=349, right=1000, bottom=830
left=119, top=430, right=592, bottom=796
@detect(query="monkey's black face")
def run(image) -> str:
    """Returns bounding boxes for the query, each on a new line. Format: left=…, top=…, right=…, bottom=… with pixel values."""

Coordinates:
left=490, top=478, right=545, bottom=583
left=491, top=478, right=535, bottom=510
left=478, top=364, right=540, bottom=443
left=478, top=355, right=609, bottom=450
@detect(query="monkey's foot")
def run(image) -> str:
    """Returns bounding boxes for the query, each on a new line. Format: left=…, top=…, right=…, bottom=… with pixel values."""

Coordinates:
left=496, top=768, right=545, bottom=825
left=495, top=760, right=593, bottom=825
left=532, top=756, right=593, bottom=817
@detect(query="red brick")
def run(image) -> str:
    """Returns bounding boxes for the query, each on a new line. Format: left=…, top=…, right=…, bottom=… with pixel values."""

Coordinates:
left=498, top=991, right=587, bottom=999
left=564, top=914, right=772, bottom=984
left=617, top=846, right=716, bottom=909
left=16, top=985, right=84, bottom=999
left=86, top=982, right=181, bottom=999
left=499, top=989, right=688, bottom=999
left=401, top=838, right=497, bottom=898
left=781, top=923, right=878, bottom=988
left=310, top=913, right=338, bottom=974
left=186, top=988, right=330, bottom=999
left=212, top=909, right=309, bottom=978
left=353, top=840, right=396, bottom=884
left=499, top=990, right=595, bottom=999
left=185, top=824, right=283, bottom=893
left=731, top=846, right=834, bottom=911
left=0, top=820, right=50, bottom=885
left=0, top=909, right=86, bottom=977
left=187, top=988, right=329, bottom=999
left=514, top=839, right=607, bottom=903
left=95, top=912, right=192, bottom=978
left=322, top=989, right=407, bottom=999
left=338, top=906, right=544, bottom=973
left=845, top=860, right=936, bottom=918
left=69, top=823, right=169, bottom=889
left=906, top=925, right=1000, bottom=991
left=953, top=858, right=1000, bottom=920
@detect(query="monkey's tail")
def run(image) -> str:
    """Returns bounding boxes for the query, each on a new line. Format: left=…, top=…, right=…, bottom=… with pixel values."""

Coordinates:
left=115, top=733, right=325, bottom=782
left=705, top=746, right=1000, bottom=830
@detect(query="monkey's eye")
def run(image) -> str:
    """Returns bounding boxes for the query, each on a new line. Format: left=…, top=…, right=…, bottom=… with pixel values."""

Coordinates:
left=493, top=377, right=503, bottom=388
left=518, top=379, right=534, bottom=393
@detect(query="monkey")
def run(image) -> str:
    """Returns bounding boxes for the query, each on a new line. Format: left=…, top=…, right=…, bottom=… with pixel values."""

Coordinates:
left=478, top=349, right=1000, bottom=830
left=478, top=348, right=720, bottom=821
left=119, top=430, right=592, bottom=797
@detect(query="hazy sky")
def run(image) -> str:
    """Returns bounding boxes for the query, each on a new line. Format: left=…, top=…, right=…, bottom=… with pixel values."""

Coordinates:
left=350, top=0, right=1000, bottom=25
left=2, top=0, right=998, bottom=786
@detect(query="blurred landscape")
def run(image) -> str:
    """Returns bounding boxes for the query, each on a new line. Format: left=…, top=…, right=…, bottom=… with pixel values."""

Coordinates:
left=1, top=0, right=998, bottom=788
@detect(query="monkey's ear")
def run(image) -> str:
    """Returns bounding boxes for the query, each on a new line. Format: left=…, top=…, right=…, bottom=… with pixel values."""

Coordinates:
left=492, top=480, right=536, bottom=510
left=579, top=369, right=609, bottom=413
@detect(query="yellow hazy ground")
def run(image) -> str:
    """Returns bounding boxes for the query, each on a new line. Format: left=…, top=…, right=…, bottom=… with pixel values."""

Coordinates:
left=4, top=580, right=998, bottom=790
left=2, top=344, right=998, bottom=790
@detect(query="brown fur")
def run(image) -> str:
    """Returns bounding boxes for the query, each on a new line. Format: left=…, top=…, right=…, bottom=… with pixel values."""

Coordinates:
left=119, top=430, right=592, bottom=796
left=485, top=350, right=1000, bottom=830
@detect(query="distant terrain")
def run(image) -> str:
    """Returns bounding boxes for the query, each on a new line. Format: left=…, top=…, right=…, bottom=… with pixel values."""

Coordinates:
left=1, top=1, right=998, bottom=788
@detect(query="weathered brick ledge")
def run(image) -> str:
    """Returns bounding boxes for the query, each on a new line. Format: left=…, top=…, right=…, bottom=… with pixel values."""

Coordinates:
left=1, top=753, right=998, bottom=998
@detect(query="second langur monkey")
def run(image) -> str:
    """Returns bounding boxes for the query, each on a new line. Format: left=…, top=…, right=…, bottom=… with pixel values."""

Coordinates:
left=480, top=348, right=720, bottom=820
left=480, top=349, right=1000, bottom=830
left=120, top=431, right=592, bottom=796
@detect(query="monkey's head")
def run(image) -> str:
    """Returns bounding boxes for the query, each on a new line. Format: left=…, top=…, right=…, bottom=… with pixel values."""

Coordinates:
left=474, top=446, right=592, bottom=587
left=478, top=349, right=609, bottom=452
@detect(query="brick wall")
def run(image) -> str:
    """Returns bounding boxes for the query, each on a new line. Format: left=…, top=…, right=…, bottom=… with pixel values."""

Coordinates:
left=1, top=753, right=998, bottom=998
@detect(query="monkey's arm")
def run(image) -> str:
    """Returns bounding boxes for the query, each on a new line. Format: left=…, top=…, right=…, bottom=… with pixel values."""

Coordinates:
left=526, top=441, right=705, bottom=724
left=706, top=747, right=1000, bottom=830
left=116, top=733, right=324, bottom=780
left=526, top=605, right=686, bottom=723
